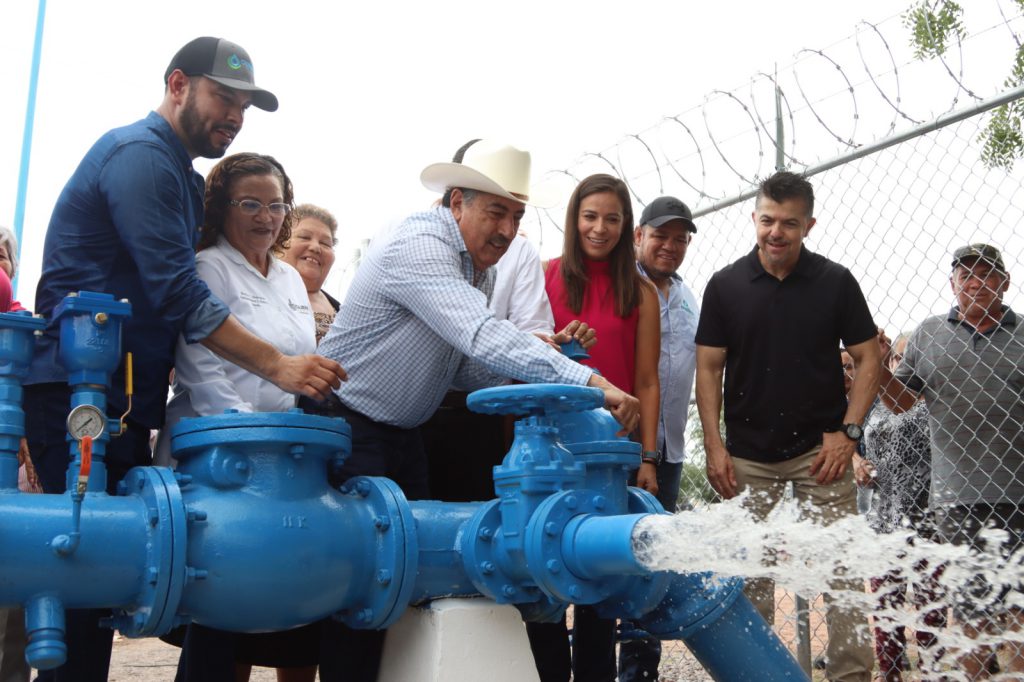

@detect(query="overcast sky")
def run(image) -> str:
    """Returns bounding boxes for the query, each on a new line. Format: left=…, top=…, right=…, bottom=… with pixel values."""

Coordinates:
left=2, top=0, right=905, bottom=305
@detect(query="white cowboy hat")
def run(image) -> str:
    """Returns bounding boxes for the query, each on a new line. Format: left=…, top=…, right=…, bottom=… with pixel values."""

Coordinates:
left=421, top=140, right=551, bottom=207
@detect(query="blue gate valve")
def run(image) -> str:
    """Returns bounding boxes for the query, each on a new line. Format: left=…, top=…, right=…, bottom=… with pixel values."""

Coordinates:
left=462, top=384, right=671, bottom=619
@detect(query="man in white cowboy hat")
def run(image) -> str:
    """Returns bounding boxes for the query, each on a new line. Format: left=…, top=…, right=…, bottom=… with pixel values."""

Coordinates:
left=307, top=140, right=641, bottom=679
left=422, top=138, right=597, bottom=503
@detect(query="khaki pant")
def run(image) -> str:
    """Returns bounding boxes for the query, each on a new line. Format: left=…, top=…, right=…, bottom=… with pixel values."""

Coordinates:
left=733, top=447, right=873, bottom=682
left=0, top=608, right=29, bottom=682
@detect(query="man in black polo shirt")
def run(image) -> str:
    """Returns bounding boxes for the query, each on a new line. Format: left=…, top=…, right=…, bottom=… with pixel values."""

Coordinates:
left=695, top=171, right=880, bottom=682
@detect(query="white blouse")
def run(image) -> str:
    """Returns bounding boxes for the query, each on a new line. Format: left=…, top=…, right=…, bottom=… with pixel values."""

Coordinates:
left=156, top=241, right=315, bottom=464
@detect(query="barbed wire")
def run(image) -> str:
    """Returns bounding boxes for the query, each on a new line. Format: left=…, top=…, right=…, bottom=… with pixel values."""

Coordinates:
left=526, top=2, right=1024, bottom=242
left=521, top=3, right=1024, bottom=676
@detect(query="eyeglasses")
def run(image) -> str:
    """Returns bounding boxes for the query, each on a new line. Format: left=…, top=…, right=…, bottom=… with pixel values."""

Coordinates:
left=229, top=199, right=290, bottom=217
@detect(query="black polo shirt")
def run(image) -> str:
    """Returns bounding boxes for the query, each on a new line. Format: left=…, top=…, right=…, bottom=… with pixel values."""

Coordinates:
left=696, top=246, right=876, bottom=463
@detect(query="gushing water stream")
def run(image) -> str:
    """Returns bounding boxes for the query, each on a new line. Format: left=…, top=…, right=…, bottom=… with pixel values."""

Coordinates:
left=633, top=493, right=1024, bottom=679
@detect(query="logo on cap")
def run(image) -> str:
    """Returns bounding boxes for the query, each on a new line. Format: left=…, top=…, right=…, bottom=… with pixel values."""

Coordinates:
left=227, top=53, right=253, bottom=74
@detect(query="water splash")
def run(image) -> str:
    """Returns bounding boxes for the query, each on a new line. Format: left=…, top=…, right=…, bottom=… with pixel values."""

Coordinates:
left=633, top=493, right=1024, bottom=678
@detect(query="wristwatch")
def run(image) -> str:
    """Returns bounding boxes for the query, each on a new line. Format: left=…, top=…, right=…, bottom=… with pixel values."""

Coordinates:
left=840, top=423, right=863, bottom=441
left=641, top=449, right=662, bottom=466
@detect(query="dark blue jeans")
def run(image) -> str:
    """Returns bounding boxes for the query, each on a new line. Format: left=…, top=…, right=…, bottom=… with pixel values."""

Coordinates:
left=25, top=382, right=154, bottom=682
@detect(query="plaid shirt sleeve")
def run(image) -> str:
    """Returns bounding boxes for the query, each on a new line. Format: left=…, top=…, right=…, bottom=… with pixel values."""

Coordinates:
left=384, top=220, right=592, bottom=387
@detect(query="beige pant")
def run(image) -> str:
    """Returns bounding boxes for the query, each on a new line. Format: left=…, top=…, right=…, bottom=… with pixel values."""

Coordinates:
left=0, top=608, right=29, bottom=682
left=733, top=447, right=873, bottom=682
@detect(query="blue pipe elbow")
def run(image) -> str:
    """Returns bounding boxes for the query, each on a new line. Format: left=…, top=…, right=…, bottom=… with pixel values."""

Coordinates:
left=638, top=572, right=808, bottom=681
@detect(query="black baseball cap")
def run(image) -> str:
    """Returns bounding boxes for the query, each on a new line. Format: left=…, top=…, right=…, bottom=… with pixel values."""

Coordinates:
left=639, top=196, right=697, bottom=233
left=951, top=243, right=1005, bottom=272
left=164, top=37, right=278, bottom=112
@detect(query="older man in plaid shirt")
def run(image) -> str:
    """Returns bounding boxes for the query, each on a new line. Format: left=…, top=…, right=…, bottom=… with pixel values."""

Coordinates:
left=308, top=140, right=640, bottom=682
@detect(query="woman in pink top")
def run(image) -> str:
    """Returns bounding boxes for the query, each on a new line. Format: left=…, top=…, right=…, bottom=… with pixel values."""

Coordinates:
left=531, top=173, right=660, bottom=682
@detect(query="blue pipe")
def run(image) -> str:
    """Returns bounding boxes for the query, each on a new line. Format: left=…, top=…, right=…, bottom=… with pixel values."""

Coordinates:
left=0, top=311, right=42, bottom=490
left=1, top=493, right=165, bottom=608
left=639, top=572, right=807, bottom=681
left=0, top=294, right=807, bottom=680
left=24, top=594, right=64, bottom=671
left=560, top=513, right=648, bottom=580
left=407, top=501, right=481, bottom=603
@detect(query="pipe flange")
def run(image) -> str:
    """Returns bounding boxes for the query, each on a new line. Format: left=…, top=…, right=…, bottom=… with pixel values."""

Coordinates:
left=460, top=499, right=539, bottom=604
left=171, top=410, right=351, bottom=463
left=333, top=476, right=417, bottom=630
left=525, top=490, right=625, bottom=604
left=111, top=466, right=187, bottom=637
left=467, top=384, right=603, bottom=416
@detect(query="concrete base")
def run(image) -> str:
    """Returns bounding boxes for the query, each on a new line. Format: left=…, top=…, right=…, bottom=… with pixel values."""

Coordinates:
left=378, top=598, right=540, bottom=682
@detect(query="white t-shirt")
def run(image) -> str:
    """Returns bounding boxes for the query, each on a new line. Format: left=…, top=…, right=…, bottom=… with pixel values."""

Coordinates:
left=155, top=240, right=315, bottom=464
left=490, top=235, right=554, bottom=334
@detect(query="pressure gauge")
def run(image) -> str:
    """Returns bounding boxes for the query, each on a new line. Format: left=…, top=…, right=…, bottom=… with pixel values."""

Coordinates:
left=67, top=404, right=106, bottom=440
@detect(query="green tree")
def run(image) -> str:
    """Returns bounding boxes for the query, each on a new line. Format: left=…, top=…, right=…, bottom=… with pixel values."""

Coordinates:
left=903, top=0, right=1024, bottom=170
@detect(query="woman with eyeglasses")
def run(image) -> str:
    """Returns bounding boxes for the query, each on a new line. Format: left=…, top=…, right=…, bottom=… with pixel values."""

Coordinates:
left=159, top=153, right=314, bottom=457
left=161, top=153, right=320, bottom=682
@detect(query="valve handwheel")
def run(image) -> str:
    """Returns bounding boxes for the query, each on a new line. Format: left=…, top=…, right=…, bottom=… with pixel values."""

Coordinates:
left=467, top=384, right=603, bottom=417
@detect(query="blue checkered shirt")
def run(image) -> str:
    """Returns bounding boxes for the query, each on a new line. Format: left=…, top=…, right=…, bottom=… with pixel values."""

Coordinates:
left=318, top=207, right=593, bottom=428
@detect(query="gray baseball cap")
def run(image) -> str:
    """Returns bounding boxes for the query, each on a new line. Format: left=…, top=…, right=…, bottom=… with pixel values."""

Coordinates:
left=951, top=243, right=1005, bottom=273
left=164, top=37, right=278, bottom=112
left=639, top=196, right=697, bottom=233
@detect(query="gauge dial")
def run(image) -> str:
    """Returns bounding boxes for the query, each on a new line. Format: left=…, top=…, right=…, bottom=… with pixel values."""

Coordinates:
left=66, top=404, right=106, bottom=440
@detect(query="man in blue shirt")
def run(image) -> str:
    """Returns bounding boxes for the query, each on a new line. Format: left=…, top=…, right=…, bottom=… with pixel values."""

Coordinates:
left=25, top=37, right=344, bottom=682
left=619, top=195, right=700, bottom=682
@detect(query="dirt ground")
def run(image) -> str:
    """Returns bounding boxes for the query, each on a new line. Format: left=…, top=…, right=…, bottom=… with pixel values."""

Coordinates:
left=48, top=598, right=811, bottom=682
left=105, top=634, right=279, bottom=682
left=95, top=630, right=714, bottom=682
left=35, top=593, right=864, bottom=681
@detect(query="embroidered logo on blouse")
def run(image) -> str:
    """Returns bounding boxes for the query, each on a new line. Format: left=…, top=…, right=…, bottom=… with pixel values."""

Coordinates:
left=240, top=291, right=268, bottom=306
left=288, top=300, right=311, bottom=313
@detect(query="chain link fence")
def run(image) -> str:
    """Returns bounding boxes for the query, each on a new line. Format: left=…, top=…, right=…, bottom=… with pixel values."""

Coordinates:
left=520, top=2, right=1024, bottom=678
